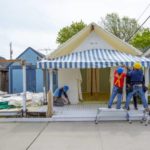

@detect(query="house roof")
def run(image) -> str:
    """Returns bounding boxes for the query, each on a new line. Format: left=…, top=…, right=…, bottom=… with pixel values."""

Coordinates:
left=48, top=22, right=142, bottom=59
left=0, top=57, right=10, bottom=70
left=8, top=47, right=45, bottom=67
left=16, top=47, right=45, bottom=59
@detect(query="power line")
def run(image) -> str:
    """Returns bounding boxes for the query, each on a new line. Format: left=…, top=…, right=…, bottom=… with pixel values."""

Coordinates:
left=137, top=3, right=150, bottom=22
left=126, top=15, right=150, bottom=42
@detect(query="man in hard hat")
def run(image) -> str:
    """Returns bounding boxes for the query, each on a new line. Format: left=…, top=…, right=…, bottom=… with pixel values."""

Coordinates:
left=126, top=67, right=138, bottom=110
left=53, top=85, right=70, bottom=106
left=108, top=67, right=126, bottom=109
left=125, top=62, right=149, bottom=110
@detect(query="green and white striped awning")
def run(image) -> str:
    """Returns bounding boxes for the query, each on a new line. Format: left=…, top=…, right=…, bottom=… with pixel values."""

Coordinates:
left=37, top=49, right=150, bottom=69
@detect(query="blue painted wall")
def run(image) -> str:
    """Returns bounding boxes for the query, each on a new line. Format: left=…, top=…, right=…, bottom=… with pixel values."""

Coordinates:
left=9, top=47, right=44, bottom=93
left=36, top=69, right=43, bottom=92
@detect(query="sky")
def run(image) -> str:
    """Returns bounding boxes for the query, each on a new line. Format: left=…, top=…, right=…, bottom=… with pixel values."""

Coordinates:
left=0, top=0, right=150, bottom=59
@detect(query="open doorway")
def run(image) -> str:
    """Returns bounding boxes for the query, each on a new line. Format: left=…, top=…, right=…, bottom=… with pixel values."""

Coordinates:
left=81, top=68, right=110, bottom=102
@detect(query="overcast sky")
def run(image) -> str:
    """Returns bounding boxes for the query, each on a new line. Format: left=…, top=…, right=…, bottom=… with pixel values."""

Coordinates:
left=0, top=0, right=150, bottom=59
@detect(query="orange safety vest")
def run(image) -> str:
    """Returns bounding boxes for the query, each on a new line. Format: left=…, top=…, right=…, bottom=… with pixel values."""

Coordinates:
left=114, top=73, right=123, bottom=87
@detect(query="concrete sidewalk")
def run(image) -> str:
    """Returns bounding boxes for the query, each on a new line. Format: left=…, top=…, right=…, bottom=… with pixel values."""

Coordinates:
left=0, top=122, right=150, bottom=150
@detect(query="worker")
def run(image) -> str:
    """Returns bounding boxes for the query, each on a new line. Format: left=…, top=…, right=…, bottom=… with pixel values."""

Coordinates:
left=126, top=67, right=138, bottom=110
left=125, top=62, right=149, bottom=110
left=108, top=67, right=126, bottom=109
left=53, top=85, right=70, bottom=106
left=126, top=67, right=146, bottom=110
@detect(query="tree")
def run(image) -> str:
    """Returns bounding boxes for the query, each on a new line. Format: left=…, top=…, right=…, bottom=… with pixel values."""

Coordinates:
left=56, top=21, right=86, bottom=44
left=100, top=13, right=140, bottom=42
left=130, top=28, right=150, bottom=51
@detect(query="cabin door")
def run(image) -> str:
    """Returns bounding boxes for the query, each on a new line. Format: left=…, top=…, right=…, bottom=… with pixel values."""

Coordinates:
left=26, top=69, right=36, bottom=92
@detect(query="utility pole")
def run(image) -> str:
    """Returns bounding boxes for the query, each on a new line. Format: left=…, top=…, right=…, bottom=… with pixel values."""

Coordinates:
left=9, top=42, right=13, bottom=59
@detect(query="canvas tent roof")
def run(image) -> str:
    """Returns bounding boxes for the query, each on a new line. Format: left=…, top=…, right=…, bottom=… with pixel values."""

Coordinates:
left=37, top=22, right=150, bottom=69
left=48, top=22, right=142, bottom=59
left=37, top=49, right=150, bottom=69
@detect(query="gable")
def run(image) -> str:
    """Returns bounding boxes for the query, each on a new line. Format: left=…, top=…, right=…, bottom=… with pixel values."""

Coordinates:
left=48, top=23, right=142, bottom=59
left=10, top=47, right=44, bottom=66
left=74, top=32, right=113, bottom=52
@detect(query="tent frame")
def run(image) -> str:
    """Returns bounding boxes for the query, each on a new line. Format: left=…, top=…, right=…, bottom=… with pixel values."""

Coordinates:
left=43, top=66, right=149, bottom=117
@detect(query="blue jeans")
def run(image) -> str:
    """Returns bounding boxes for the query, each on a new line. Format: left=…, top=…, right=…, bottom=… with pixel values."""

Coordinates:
left=125, top=85, right=148, bottom=109
left=108, top=86, right=123, bottom=109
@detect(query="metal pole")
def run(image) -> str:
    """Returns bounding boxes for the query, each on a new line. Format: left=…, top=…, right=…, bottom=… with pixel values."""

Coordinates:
left=9, top=42, right=13, bottom=59
left=43, top=69, right=47, bottom=104
left=144, top=68, right=149, bottom=102
left=49, top=69, right=53, bottom=113
left=22, top=62, right=27, bottom=116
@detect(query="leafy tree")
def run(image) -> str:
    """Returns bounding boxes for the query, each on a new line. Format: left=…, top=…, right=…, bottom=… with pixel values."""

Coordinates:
left=100, top=13, right=140, bottom=42
left=56, top=21, right=86, bottom=44
left=130, top=28, right=150, bottom=51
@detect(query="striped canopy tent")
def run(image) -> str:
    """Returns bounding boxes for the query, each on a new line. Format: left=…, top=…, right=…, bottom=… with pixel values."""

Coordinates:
left=37, top=49, right=150, bottom=69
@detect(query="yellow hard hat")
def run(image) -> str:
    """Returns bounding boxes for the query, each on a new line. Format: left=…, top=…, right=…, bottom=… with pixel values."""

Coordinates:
left=133, top=62, right=142, bottom=69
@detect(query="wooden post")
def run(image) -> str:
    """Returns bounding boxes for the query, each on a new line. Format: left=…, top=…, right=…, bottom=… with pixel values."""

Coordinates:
left=22, top=61, right=27, bottom=117
left=46, top=91, right=53, bottom=117
left=47, top=69, right=53, bottom=116
left=144, top=68, right=149, bottom=102
left=0, top=72, right=1, bottom=90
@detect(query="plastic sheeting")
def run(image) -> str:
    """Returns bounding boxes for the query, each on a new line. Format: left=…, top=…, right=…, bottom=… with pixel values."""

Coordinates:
left=0, top=92, right=44, bottom=108
left=58, top=69, right=82, bottom=104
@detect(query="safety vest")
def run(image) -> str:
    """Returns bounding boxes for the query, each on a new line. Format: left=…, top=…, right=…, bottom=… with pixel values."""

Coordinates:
left=114, top=73, right=123, bottom=87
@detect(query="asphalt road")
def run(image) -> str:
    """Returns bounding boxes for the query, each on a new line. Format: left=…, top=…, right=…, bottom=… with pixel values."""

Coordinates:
left=0, top=121, right=150, bottom=150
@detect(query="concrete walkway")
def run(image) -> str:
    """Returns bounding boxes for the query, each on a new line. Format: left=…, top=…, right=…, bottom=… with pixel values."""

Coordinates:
left=0, top=122, right=150, bottom=150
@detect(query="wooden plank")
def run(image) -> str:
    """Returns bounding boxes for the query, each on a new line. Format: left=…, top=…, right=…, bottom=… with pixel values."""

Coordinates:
left=0, top=59, right=22, bottom=63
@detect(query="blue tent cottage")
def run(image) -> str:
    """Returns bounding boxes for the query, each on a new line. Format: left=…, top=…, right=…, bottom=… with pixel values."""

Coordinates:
left=9, top=47, right=45, bottom=93
left=38, top=23, right=150, bottom=105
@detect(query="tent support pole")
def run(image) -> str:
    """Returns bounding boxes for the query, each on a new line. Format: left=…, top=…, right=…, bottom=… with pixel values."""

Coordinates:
left=144, top=68, right=149, bottom=102
left=110, top=67, right=118, bottom=102
left=22, top=61, right=27, bottom=117
left=43, top=69, right=48, bottom=104
left=110, top=67, right=115, bottom=95
left=49, top=69, right=53, bottom=113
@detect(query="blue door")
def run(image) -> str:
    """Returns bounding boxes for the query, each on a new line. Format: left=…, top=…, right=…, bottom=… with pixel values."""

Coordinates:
left=53, top=71, right=58, bottom=92
left=26, top=69, right=36, bottom=92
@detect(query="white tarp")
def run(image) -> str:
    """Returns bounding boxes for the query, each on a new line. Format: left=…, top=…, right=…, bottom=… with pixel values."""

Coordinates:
left=58, top=69, right=82, bottom=104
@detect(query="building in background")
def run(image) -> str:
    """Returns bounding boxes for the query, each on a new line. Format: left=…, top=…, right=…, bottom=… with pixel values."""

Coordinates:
left=0, top=56, right=9, bottom=92
left=8, top=47, right=45, bottom=93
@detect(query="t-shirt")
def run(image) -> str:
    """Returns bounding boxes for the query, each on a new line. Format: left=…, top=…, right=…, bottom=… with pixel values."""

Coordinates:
left=127, top=69, right=144, bottom=85
left=53, top=88, right=62, bottom=97
left=114, top=70, right=126, bottom=88
left=53, top=87, right=68, bottom=98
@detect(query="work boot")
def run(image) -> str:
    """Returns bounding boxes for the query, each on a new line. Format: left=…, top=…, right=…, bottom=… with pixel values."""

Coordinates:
left=123, top=106, right=130, bottom=110
left=144, top=108, right=150, bottom=113
left=108, top=105, right=111, bottom=109
left=134, top=107, right=138, bottom=110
